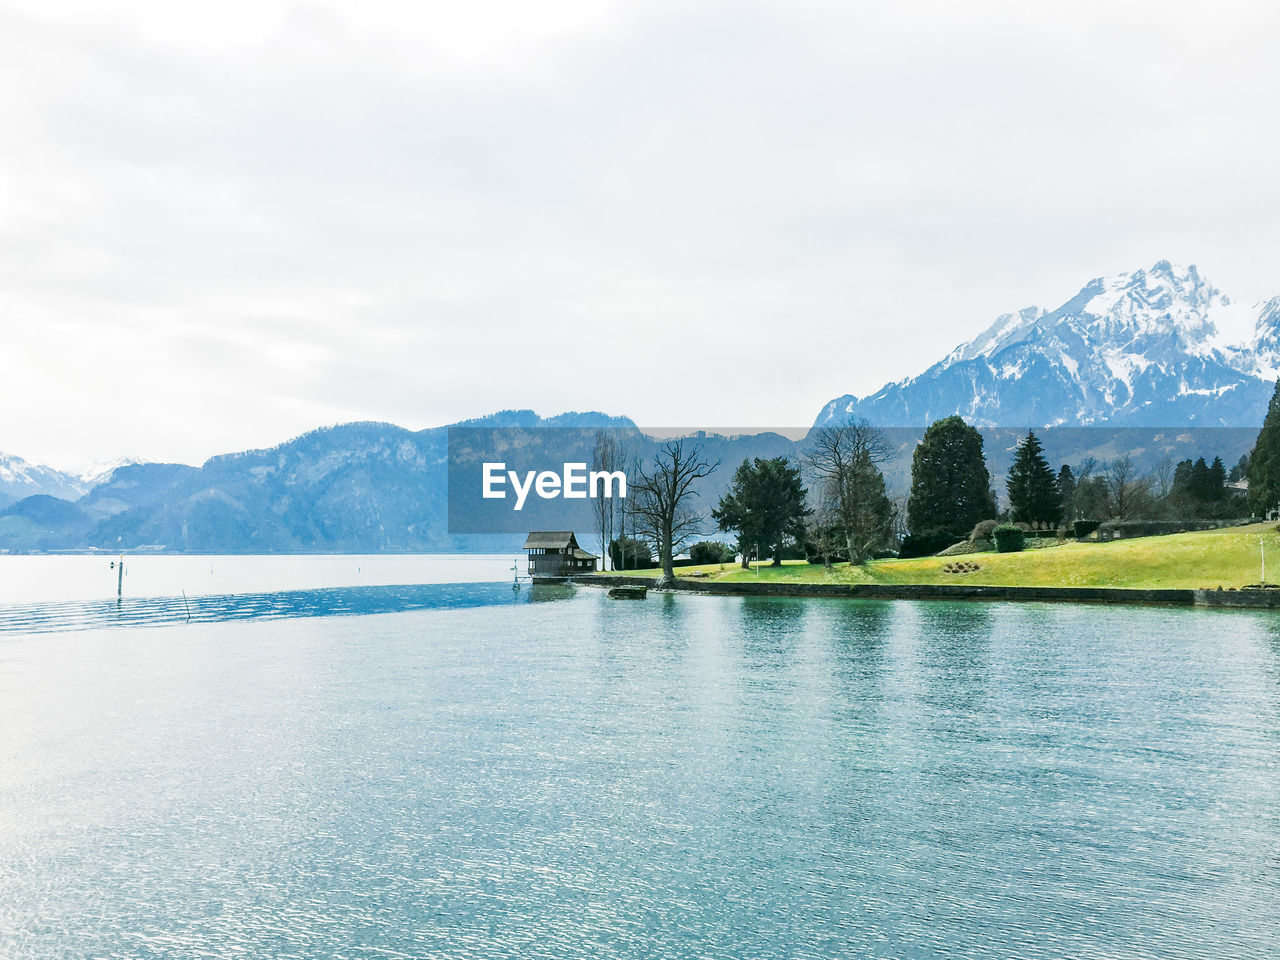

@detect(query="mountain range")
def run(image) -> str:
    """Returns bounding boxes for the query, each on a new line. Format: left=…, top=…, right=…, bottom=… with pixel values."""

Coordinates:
left=817, top=260, right=1280, bottom=428
left=0, top=413, right=640, bottom=554
left=1, top=261, right=1272, bottom=553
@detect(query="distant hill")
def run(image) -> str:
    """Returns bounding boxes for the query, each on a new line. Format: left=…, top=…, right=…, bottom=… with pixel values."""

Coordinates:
left=0, top=412, right=810, bottom=554
left=0, top=412, right=649, bottom=554
left=87, top=412, right=641, bottom=553
left=0, top=495, right=96, bottom=551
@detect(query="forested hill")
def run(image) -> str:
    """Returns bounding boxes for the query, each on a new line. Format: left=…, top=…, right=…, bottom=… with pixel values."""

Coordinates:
left=0, top=412, right=802, bottom=554
left=0, top=413, right=635, bottom=554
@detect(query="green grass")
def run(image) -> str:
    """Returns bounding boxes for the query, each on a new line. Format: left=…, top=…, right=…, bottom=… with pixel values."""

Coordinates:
left=596, top=522, right=1279, bottom=590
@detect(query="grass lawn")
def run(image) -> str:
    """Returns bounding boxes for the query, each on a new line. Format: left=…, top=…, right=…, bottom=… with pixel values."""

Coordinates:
left=596, top=522, right=1279, bottom=590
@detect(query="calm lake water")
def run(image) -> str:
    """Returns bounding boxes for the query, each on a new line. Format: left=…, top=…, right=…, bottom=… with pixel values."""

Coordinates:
left=2, top=557, right=1279, bottom=958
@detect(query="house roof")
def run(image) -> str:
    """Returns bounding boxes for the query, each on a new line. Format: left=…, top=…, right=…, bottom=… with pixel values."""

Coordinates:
left=523, top=531, right=580, bottom=550
left=572, top=548, right=597, bottom=561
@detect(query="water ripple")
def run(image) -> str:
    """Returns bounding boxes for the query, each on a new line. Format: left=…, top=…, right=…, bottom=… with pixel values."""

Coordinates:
left=0, top=582, right=569, bottom=634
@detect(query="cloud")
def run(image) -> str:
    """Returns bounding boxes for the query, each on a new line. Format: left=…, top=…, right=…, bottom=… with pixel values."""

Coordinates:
left=1, top=0, right=1278, bottom=469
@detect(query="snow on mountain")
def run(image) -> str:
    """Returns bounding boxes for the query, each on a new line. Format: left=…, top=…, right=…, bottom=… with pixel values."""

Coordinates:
left=0, top=454, right=142, bottom=509
left=77, top=457, right=141, bottom=489
left=817, top=261, right=1280, bottom=428
left=0, top=453, right=87, bottom=505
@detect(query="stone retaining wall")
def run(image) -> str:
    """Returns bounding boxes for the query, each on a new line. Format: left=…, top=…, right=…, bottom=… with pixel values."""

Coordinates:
left=575, top=576, right=1280, bottom=610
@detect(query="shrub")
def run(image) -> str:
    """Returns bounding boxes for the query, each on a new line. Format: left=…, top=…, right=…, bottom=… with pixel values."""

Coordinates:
left=992, top=523, right=1026, bottom=553
left=1073, top=519, right=1102, bottom=539
left=899, top=528, right=957, bottom=558
left=689, top=540, right=735, bottom=564
left=779, top=541, right=809, bottom=561
left=609, top=537, right=653, bottom=570
left=969, top=519, right=999, bottom=544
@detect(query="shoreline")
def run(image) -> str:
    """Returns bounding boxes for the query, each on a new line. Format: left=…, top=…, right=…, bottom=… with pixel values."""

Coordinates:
left=561, top=575, right=1280, bottom=610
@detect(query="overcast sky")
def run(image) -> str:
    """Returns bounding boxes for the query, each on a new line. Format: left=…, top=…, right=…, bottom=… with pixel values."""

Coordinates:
left=2, top=0, right=1278, bottom=471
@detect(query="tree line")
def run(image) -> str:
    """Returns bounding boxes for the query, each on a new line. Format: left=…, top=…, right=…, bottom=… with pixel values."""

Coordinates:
left=591, top=378, right=1280, bottom=575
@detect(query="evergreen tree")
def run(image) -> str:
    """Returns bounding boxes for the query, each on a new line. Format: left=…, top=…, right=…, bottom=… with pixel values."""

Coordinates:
left=905, top=416, right=996, bottom=541
left=1057, top=464, right=1076, bottom=521
left=1208, top=457, right=1227, bottom=502
left=1007, top=430, right=1062, bottom=526
left=713, top=457, right=809, bottom=567
left=1248, top=379, right=1280, bottom=515
left=1172, top=459, right=1194, bottom=498
left=1189, top=457, right=1211, bottom=502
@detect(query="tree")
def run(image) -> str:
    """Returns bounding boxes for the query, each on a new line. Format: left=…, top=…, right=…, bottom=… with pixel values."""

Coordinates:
left=630, top=439, right=718, bottom=585
left=1057, top=464, right=1077, bottom=521
left=689, top=541, right=735, bottom=564
left=1189, top=457, right=1212, bottom=503
left=804, top=422, right=896, bottom=565
left=1074, top=474, right=1110, bottom=520
left=804, top=485, right=845, bottom=568
left=609, top=537, right=652, bottom=570
left=713, top=457, right=809, bottom=567
left=1208, top=457, right=1227, bottom=503
left=589, top=430, right=625, bottom=570
left=905, top=416, right=996, bottom=543
left=1006, top=430, right=1061, bottom=527
left=1249, top=379, right=1280, bottom=516
left=1170, top=454, right=1243, bottom=518
left=616, top=537, right=650, bottom=569
left=1104, top=454, right=1154, bottom=520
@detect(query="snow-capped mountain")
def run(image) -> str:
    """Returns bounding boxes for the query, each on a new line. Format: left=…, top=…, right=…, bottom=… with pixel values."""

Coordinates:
left=817, top=261, right=1280, bottom=428
left=0, top=453, right=87, bottom=506
left=76, top=457, right=140, bottom=488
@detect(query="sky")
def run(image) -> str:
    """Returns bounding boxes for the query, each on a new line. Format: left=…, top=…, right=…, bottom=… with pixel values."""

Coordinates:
left=2, top=0, right=1278, bottom=472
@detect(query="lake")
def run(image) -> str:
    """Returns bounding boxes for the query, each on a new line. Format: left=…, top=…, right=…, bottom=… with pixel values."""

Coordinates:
left=2, top=556, right=1279, bottom=958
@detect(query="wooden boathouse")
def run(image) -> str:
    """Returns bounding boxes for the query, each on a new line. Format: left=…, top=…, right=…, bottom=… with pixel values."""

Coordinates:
left=524, top=531, right=598, bottom=576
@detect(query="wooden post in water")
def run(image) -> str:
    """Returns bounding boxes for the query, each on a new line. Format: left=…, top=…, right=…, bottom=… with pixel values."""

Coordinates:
left=117, top=555, right=124, bottom=601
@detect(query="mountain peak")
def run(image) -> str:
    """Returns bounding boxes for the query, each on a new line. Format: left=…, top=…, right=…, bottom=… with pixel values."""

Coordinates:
left=0, top=452, right=90, bottom=506
left=1077, top=260, right=1219, bottom=321
left=818, top=261, right=1280, bottom=429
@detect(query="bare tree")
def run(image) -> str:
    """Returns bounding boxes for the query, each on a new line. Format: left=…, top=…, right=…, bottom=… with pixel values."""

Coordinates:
left=1105, top=455, right=1152, bottom=520
left=1076, top=457, right=1098, bottom=485
left=891, top=492, right=910, bottom=545
left=608, top=451, right=640, bottom=570
left=806, top=479, right=844, bottom=568
left=630, top=438, right=718, bottom=585
left=805, top=421, right=896, bottom=564
left=591, top=430, right=624, bottom=570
